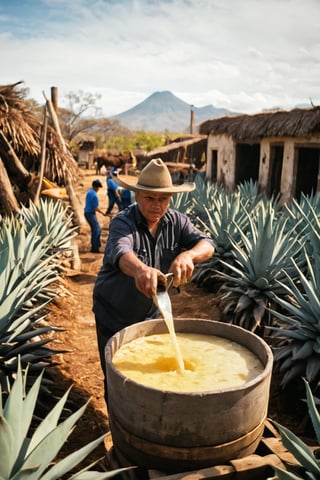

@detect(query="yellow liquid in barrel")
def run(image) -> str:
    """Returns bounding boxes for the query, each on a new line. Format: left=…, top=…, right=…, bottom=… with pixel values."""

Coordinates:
left=112, top=333, right=264, bottom=392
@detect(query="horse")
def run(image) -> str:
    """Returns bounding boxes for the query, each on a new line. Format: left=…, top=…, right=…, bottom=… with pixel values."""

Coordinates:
left=94, top=152, right=134, bottom=175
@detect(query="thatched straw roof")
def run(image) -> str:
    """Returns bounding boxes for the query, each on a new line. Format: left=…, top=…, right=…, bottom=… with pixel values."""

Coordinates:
left=0, top=81, right=78, bottom=184
left=199, top=107, right=320, bottom=141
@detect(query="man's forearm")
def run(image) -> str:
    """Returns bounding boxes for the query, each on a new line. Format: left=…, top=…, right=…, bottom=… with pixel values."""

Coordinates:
left=118, top=252, right=148, bottom=278
left=187, top=239, right=215, bottom=264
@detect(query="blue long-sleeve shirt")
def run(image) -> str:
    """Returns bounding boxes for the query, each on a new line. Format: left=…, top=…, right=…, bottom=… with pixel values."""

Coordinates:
left=84, top=188, right=99, bottom=214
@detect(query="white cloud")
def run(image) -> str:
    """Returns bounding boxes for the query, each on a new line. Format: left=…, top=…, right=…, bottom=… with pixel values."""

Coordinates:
left=0, top=0, right=319, bottom=116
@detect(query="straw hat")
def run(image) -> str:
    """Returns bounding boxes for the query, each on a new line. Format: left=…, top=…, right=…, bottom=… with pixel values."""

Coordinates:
left=115, top=158, right=195, bottom=193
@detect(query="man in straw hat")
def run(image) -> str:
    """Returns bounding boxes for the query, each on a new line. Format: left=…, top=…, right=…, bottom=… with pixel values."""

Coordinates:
left=93, top=158, right=214, bottom=402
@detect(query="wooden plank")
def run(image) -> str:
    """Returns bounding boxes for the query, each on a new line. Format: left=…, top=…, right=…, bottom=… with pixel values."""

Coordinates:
left=104, top=421, right=300, bottom=480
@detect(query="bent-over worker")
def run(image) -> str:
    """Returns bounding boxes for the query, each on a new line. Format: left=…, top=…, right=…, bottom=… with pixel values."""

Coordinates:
left=93, top=158, right=215, bottom=403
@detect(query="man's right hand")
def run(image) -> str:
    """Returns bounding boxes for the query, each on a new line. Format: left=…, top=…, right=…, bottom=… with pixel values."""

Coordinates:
left=134, top=266, right=166, bottom=299
left=118, top=253, right=166, bottom=299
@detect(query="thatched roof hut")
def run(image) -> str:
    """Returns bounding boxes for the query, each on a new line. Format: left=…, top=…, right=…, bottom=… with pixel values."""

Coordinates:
left=200, top=106, right=320, bottom=203
left=0, top=82, right=78, bottom=183
left=200, top=107, right=320, bottom=140
left=0, top=82, right=82, bottom=223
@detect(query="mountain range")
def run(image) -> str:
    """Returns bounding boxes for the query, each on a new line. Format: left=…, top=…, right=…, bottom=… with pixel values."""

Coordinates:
left=110, top=91, right=235, bottom=133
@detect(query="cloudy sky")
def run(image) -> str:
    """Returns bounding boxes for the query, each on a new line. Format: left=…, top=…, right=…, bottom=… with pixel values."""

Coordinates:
left=1, top=0, right=319, bottom=117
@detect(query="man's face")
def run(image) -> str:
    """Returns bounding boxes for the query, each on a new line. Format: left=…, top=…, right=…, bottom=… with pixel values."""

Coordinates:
left=135, top=191, right=172, bottom=224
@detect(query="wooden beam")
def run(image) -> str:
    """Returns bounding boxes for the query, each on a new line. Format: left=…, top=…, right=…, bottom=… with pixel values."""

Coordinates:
left=46, top=98, right=85, bottom=228
left=33, top=106, right=48, bottom=206
left=0, top=130, right=31, bottom=190
left=0, top=156, right=20, bottom=214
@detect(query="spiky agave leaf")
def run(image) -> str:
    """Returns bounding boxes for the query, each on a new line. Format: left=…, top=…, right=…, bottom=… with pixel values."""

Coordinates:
left=0, top=361, right=130, bottom=480
left=269, top=252, right=320, bottom=391
left=185, top=175, right=224, bottom=229
left=170, top=190, right=193, bottom=214
left=273, top=421, right=320, bottom=479
left=0, top=199, right=75, bottom=392
left=201, top=190, right=247, bottom=259
left=0, top=258, right=61, bottom=390
left=19, top=197, right=78, bottom=251
left=237, top=179, right=281, bottom=213
left=216, top=201, right=305, bottom=334
left=304, top=378, right=320, bottom=444
left=270, top=380, right=320, bottom=480
left=192, top=188, right=252, bottom=289
left=283, top=193, right=320, bottom=267
left=70, top=470, right=129, bottom=480
left=0, top=226, right=61, bottom=387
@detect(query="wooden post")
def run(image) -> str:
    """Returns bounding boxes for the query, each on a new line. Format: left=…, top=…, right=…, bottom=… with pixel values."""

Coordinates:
left=45, top=97, right=85, bottom=228
left=51, top=86, right=59, bottom=113
left=190, top=105, right=194, bottom=134
left=0, top=156, right=20, bottom=214
left=0, top=130, right=31, bottom=190
left=34, top=105, right=48, bottom=207
left=46, top=99, right=65, bottom=152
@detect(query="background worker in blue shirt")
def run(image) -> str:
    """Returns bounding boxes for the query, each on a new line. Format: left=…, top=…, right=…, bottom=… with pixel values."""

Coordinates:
left=105, top=167, right=122, bottom=215
left=84, top=179, right=105, bottom=253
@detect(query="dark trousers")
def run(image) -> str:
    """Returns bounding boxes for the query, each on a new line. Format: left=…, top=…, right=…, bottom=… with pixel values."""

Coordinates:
left=84, top=212, right=101, bottom=252
left=106, top=192, right=122, bottom=214
left=95, top=321, right=115, bottom=407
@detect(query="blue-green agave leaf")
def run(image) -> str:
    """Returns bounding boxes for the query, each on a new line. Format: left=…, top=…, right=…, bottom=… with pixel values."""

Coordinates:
left=303, top=379, right=320, bottom=443
left=0, top=416, right=15, bottom=479
left=273, top=421, right=320, bottom=475
left=40, top=435, right=106, bottom=480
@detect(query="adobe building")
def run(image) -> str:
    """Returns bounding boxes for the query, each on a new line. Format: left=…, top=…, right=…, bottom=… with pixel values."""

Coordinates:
left=200, top=107, right=320, bottom=203
left=77, top=137, right=95, bottom=169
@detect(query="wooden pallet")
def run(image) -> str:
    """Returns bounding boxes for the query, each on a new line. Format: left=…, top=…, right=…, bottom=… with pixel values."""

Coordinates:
left=105, top=420, right=300, bottom=480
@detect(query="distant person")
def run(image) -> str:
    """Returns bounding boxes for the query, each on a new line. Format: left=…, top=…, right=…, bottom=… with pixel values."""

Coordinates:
left=84, top=179, right=105, bottom=253
left=105, top=167, right=122, bottom=215
left=110, top=166, right=134, bottom=209
left=120, top=187, right=135, bottom=209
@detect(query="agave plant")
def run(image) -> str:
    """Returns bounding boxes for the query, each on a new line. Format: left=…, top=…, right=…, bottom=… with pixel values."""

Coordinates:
left=189, top=175, right=224, bottom=227
left=269, top=379, right=320, bottom=480
left=215, top=201, right=305, bottom=334
left=268, top=245, right=320, bottom=392
left=19, top=197, right=78, bottom=252
left=0, top=200, right=77, bottom=391
left=170, top=190, right=193, bottom=215
left=0, top=361, right=128, bottom=480
left=237, top=179, right=265, bottom=207
left=283, top=193, right=320, bottom=266
left=192, top=180, right=281, bottom=291
left=0, top=219, right=62, bottom=388
left=192, top=189, right=249, bottom=290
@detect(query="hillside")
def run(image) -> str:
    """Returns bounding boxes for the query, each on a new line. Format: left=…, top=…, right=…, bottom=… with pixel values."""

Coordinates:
left=110, top=90, right=235, bottom=132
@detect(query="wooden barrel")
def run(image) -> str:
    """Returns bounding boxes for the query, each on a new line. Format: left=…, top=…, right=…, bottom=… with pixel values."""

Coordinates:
left=105, top=319, right=273, bottom=472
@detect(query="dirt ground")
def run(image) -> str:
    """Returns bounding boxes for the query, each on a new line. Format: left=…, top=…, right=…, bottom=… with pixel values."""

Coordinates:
left=46, top=167, right=313, bottom=473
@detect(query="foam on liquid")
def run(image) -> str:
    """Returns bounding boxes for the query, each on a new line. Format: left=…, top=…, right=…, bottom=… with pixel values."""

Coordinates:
left=112, top=332, right=264, bottom=392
